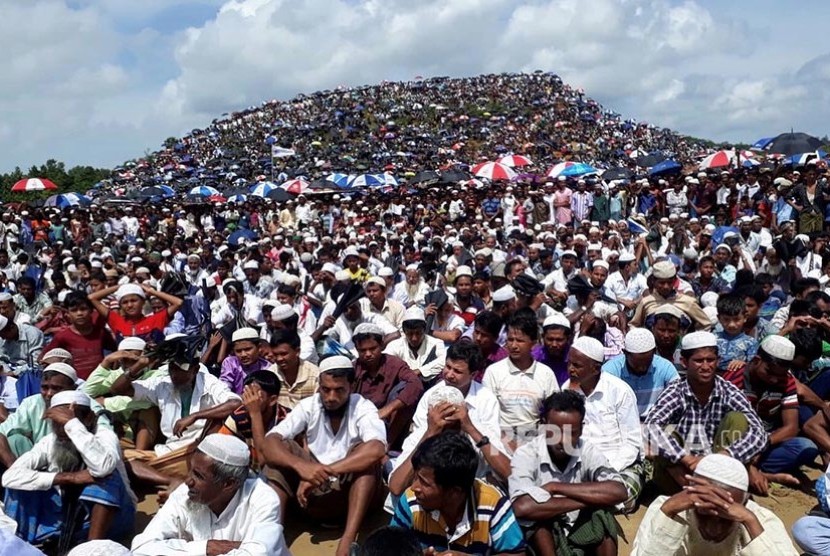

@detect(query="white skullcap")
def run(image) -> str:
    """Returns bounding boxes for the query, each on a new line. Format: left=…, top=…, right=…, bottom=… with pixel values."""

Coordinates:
left=625, top=329, right=656, bottom=354
left=682, top=248, right=698, bottom=259
left=543, top=313, right=571, bottom=330
left=403, top=307, right=426, bottom=323
left=242, top=260, right=260, bottom=270
left=321, top=262, right=339, bottom=275
left=231, top=327, right=260, bottom=343
left=300, top=252, right=313, bottom=263
left=560, top=249, right=577, bottom=258
left=493, top=285, right=516, bottom=303
left=760, top=335, right=795, bottom=362
left=42, top=348, right=73, bottom=362
left=652, top=260, right=676, bottom=279
left=136, top=267, right=150, bottom=275
left=428, top=384, right=465, bottom=408
left=320, top=355, right=354, bottom=373
left=587, top=242, right=602, bottom=251
left=695, top=453, right=748, bottom=492
left=0, top=292, right=11, bottom=302
left=653, top=305, right=686, bottom=320
left=455, top=265, right=473, bottom=278
left=378, top=266, right=394, bottom=277
left=405, top=263, right=419, bottom=272
left=68, top=540, right=131, bottom=556
left=703, top=306, right=719, bottom=325
left=115, top=284, right=145, bottom=300
left=366, top=276, right=386, bottom=288
left=681, top=331, right=718, bottom=351
left=270, top=304, right=296, bottom=322
left=197, top=433, right=250, bottom=467
left=700, top=291, right=719, bottom=308
left=44, top=362, right=78, bottom=382
left=592, top=260, right=609, bottom=270
left=281, top=274, right=301, bottom=288
left=118, top=337, right=146, bottom=352
left=335, top=270, right=350, bottom=281
left=50, top=390, right=91, bottom=408
left=354, top=322, right=385, bottom=337
left=571, top=336, right=605, bottom=363
left=618, top=252, right=636, bottom=264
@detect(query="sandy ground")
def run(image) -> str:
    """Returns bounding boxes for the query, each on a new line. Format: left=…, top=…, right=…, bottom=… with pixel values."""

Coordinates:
left=135, top=472, right=820, bottom=555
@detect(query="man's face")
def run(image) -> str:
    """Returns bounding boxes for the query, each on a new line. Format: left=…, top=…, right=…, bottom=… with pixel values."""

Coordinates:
left=683, top=347, right=718, bottom=386
left=343, top=303, right=361, bottom=322
left=543, top=328, right=569, bottom=358
left=699, top=260, right=715, bottom=279
left=653, top=277, right=675, bottom=298
left=18, top=282, right=34, bottom=301
left=455, top=276, right=472, bottom=298
left=319, top=373, right=352, bottom=413
left=752, top=356, right=790, bottom=390
left=442, top=358, right=473, bottom=392
left=693, top=478, right=746, bottom=542
left=187, top=259, right=201, bottom=272
left=365, top=283, right=385, bottom=305
left=276, top=291, right=294, bottom=306
left=590, top=266, right=607, bottom=287
left=356, top=338, right=383, bottom=368
left=505, top=327, right=533, bottom=361
left=544, top=409, right=583, bottom=461
left=567, top=349, right=599, bottom=386
left=625, top=349, right=655, bottom=375
left=272, top=343, right=300, bottom=372
left=0, top=300, right=14, bottom=320
left=403, top=325, right=425, bottom=350
left=653, top=318, right=680, bottom=351
left=67, top=304, right=93, bottom=327
left=719, top=313, right=746, bottom=337
left=244, top=269, right=260, bottom=284
left=560, top=255, right=576, bottom=273
left=119, top=294, right=144, bottom=317
left=168, top=362, right=198, bottom=388
left=186, top=452, right=236, bottom=506
left=233, top=340, right=259, bottom=366
left=40, top=374, right=75, bottom=405
left=411, top=466, right=444, bottom=512
left=405, top=270, right=420, bottom=285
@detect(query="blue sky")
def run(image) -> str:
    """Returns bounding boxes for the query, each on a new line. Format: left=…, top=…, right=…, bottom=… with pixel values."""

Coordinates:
left=0, top=0, right=827, bottom=174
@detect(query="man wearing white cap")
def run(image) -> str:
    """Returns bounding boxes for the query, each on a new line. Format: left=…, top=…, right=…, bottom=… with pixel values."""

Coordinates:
left=565, top=336, right=644, bottom=511
left=605, top=251, right=647, bottom=315
left=532, top=313, right=573, bottom=386
left=632, top=452, right=798, bottom=555
left=359, top=276, right=405, bottom=330
left=393, top=264, right=429, bottom=308
left=384, top=306, right=447, bottom=383
left=132, top=433, right=289, bottom=555
left=644, top=332, right=769, bottom=494
left=630, top=260, right=711, bottom=331
left=3, top=390, right=135, bottom=547
left=0, top=311, right=44, bottom=369
left=603, top=329, right=679, bottom=418
left=243, top=259, right=275, bottom=299
left=220, top=327, right=271, bottom=395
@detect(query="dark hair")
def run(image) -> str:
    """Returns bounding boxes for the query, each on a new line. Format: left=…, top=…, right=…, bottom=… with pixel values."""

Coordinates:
left=402, top=318, right=426, bottom=332
left=17, top=276, right=36, bottom=289
left=504, top=259, right=524, bottom=277
left=806, top=290, right=830, bottom=306
left=64, top=291, right=93, bottom=310
left=353, top=331, right=384, bottom=346
left=699, top=255, right=715, bottom=266
left=754, top=273, right=774, bottom=286
left=506, top=313, right=539, bottom=342
left=652, top=311, right=682, bottom=328
left=716, top=293, right=745, bottom=317
left=733, top=269, right=755, bottom=291
left=319, top=361, right=356, bottom=382
left=411, top=432, right=478, bottom=493
left=541, top=390, right=586, bottom=421
left=793, top=278, right=821, bottom=297
left=244, top=369, right=282, bottom=396
left=361, top=526, right=422, bottom=556
left=789, top=327, right=824, bottom=361
left=269, top=329, right=301, bottom=351
left=41, top=371, right=76, bottom=387
left=446, top=341, right=483, bottom=374
left=736, top=284, right=766, bottom=305
left=277, top=283, right=298, bottom=298
left=88, top=271, right=106, bottom=284
left=680, top=345, right=718, bottom=360
left=472, top=271, right=489, bottom=282
left=473, top=310, right=502, bottom=338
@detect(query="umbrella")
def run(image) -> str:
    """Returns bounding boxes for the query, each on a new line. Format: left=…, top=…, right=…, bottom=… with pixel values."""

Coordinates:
left=11, top=178, right=58, bottom=192
left=348, top=174, right=386, bottom=188
left=471, top=161, right=517, bottom=181
left=497, top=154, right=532, bottom=167
left=227, top=194, right=248, bottom=203
left=325, top=173, right=350, bottom=188
left=635, top=153, right=667, bottom=168
left=785, top=150, right=827, bottom=166
left=208, top=194, right=227, bottom=203
left=331, top=282, right=365, bottom=320
left=307, top=180, right=340, bottom=194
left=228, top=228, right=258, bottom=246
left=767, top=132, right=823, bottom=156
left=411, top=170, right=441, bottom=185
left=649, top=159, right=682, bottom=176
left=601, top=167, right=634, bottom=181
left=699, top=150, right=738, bottom=170
left=266, top=188, right=293, bottom=202
left=546, top=161, right=597, bottom=178
left=280, top=179, right=310, bottom=195
left=139, top=185, right=175, bottom=198
left=439, top=169, right=469, bottom=183
left=751, top=137, right=774, bottom=150
left=187, top=185, right=220, bottom=197
left=381, top=173, right=399, bottom=187
left=250, top=181, right=278, bottom=197
left=44, top=193, right=91, bottom=208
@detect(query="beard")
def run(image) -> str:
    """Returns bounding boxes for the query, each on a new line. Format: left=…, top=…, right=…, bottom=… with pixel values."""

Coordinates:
left=687, top=510, right=742, bottom=554
left=53, top=437, right=83, bottom=472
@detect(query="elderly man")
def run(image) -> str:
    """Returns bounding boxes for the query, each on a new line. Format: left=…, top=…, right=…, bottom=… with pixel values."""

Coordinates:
left=2, top=391, right=135, bottom=547
left=632, top=453, right=798, bottom=555
left=630, top=260, right=711, bottom=330
left=392, top=264, right=429, bottom=307
left=384, top=307, right=447, bottom=384
left=131, top=434, right=289, bottom=555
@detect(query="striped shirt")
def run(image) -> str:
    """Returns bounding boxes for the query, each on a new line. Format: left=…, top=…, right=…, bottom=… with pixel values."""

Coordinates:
left=391, top=479, right=525, bottom=554
left=724, top=367, right=798, bottom=431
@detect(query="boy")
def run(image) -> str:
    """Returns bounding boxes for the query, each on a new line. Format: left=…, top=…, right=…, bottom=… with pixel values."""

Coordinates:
left=714, top=293, right=758, bottom=373
left=220, top=327, right=271, bottom=395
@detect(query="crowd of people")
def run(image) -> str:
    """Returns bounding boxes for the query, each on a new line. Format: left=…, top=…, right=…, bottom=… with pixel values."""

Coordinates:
left=1, top=72, right=830, bottom=556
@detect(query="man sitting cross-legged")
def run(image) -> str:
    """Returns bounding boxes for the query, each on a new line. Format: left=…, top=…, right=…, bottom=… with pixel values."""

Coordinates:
left=250, top=355, right=387, bottom=556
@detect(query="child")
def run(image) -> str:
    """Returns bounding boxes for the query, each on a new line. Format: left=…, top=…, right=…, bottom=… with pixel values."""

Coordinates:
left=738, top=284, right=774, bottom=341
left=714, top=293, right=758, bottom=373
left=219, top=327, right=271, bottom=395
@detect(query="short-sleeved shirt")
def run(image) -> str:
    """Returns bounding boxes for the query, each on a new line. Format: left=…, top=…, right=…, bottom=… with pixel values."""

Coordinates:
left=107, top=310, right=169, bottom=345
left=353, top=354, right=423, bottom=410
left=724, top=367, right=798, bottom=431
left=391, top=479, right=525, bottom=554
left=602, top=354, right=679, bottom=418
left=481, top=358, right=560, bottom=428
left=715, top=328, right=758, bottom=372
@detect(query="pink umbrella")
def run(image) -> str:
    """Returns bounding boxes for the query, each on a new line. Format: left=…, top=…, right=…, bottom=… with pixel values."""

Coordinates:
left=471, top=161, right=517, bottom=181
left=699, top=150, right=749, bottom=170
left=497, top=154, right=533, bottom=167
left=11, top=178, right=58, bottom=192
left=280, top=179, right=310, bottom=195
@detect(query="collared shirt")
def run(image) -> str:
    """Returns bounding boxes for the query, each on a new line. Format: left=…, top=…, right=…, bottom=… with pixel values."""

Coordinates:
left=724, top=367, right=798, bottom=431
left=606, top=270, right=648, bottom=302
left=13, top=292, right=51, bottom=321
left=83, top=365, right=167, bottom=415
left=482, top=357, right=560, bottom=428
left=509, top=435, right=623, bottom=528
left=271, top=360, right=320, bottom=411
left=133, top=368, right=241, bottom=455
left=131, top=478, right=289, bottom=556
left=384, top=335, right=447, bottom=381
left=354, top=354, right=423, bottom=410
left=631, top=495, right=799, bottom=556
left=392, top=478, right=525, bottom=555
left=714, top=327, right=758, bottom=372
left=0, top=322, right=44, bottom=367
left=563, top=373, right=643, bottom=471
left=0, top=394, right=111, bottom=445
left=219, top=356, right=272, bottom=395
left=602, top=354, right=680, bottom=418
left=272, top=393, right=387, bottom=464
left=643, top=377, right=768, bottom=464
left=359, top=297, right=406, bottom=330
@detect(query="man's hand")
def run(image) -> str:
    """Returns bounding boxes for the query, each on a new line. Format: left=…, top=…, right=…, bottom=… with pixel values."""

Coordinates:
left=321, top=315, right=336, bottom=330
left=45, top=404, right=76, bottom=427
left=426, top=402, right=457, bottom=435
left=297, top=461, right=334, bottom=487
left=297, top=480, right=315, bottom=508
left=206, top=540, right=242, bottom=556
left=424, top=303, right=438, bottom=317
left=445, top=402, right=474, bottom=434
left=748, top=464, right=769, bottom=496
left=172, top=415, right=196, bottom=437
left=685, top=475, right=761, bottom=536
left=680, top=454, right=703, bottom=472
left=242, top=383, right=266, bottom=415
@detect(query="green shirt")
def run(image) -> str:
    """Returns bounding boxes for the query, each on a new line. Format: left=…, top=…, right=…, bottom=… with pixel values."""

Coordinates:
left=83, top=365, right=166, bottom=416
left=0, top=393, right=111, bottom=444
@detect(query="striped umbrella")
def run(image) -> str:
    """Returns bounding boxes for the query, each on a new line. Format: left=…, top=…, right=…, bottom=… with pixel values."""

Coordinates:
left=44, top=193, right=91, bottom=208
left=348, top=174, right=386, bottom=188
left=188, top=185, right=220, bottom=197
left=250, top=182, right=279, bottom=197
left=497, top=154, right=532, bottom=167
left=699, top=150, right=737, bottom=170
left=382, top=173, right=399, bottom=187
left=280, top=179, right=310, bottom=195
left=546, top=161, right=597, bottom=178
left=12, top=178, right=58, bottom=192
left=325, top=173, right=350, bottom=188
left=227, top=194, right=248, bottom=203
left=471, top=162, right=517, bottom=181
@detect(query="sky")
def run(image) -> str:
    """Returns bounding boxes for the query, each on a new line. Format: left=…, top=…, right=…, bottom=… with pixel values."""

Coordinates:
left=2, top=0, right=829, bottom=173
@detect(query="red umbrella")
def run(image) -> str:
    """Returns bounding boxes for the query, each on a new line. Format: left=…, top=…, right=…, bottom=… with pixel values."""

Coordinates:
left=11, top=178, right=58, bottom=192
left=208, top=194, right=227, bottom=203
left=498, top=154, right=533, bottom=167
left=471, top=161, right=517, bottom=181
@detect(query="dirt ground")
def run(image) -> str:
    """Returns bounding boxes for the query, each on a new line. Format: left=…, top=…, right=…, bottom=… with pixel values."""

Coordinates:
left=135, top=472, right=820, bottom=555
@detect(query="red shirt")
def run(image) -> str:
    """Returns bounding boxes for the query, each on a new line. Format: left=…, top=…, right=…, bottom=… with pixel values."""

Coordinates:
left=724, top=367, right=798, bottom=430
left=43, top=319, right=116, bottom=380
left=107, top=310, right=169, bottom=345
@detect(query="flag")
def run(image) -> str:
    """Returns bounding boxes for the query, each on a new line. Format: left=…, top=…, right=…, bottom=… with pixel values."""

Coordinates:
left=271, top=145, right=296, bottom=158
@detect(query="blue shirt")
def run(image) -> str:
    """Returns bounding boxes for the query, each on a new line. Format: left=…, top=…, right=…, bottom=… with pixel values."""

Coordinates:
left=714, top=326, right=759, bottom=372
left=602, top=354, right=679, bottom=418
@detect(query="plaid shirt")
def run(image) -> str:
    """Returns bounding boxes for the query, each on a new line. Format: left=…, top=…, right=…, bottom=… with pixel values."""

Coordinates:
left=643, top=376, right=768, bottom=464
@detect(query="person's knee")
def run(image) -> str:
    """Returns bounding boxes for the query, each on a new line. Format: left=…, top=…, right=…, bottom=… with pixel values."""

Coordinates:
left=793, top=516, right=830, bottom=554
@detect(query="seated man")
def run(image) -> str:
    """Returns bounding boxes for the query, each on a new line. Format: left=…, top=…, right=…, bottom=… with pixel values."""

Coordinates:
left=391, top=431, right=525, bottom=555
left=630, top=260, right=711, bottom=331
left=633, top=453, right=798, bottom=555
left=268, top=329, right=320, bottom=413
left=644, top=331, right=769, bottom=494
left=384, top=307, right=447, bottom=384
left=0, top=313, right=44, bottom=371
left=2, top=391, right=135, bottom=548
left=253, top=356, right=387, bottom=556
left=724, top=335, right=819, bottom=494
left=389, top=342, right=510, bottom=496
left=602, top=328, right=679, bottom=419
left=313, top=293, right=399, bottom=354
left=564, top=336, right=644, bottom=512
left=131, top=434, right=289, bottom=555
left=531, top=313, right=572, bottom=386
left=268, top=303, right=319, bottom=364
left=510, top=390, right=628, bottom=556
left=219, top=327, right=271, bottom=395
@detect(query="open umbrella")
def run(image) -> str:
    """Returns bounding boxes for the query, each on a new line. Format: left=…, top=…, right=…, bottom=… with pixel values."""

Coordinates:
left=267, top=188, right=293, bottom=202
left=227, top=194, right=248, bottom=203
left=699, top=150, right=737, bottom=170
left=250, top=181, right=278, bottom=197
left=439, top=169, right=469, bottom=183
left=139, top=185, right=175, bottom=198
left=44, top=193, right=91, bottom=208
left=767, top=132, right=823, bottom=156
left=12, top=178, right=58, bottom=192
left=498, top=154, right=532, bottom=167
left=546, top=161, right=597, bottom=178
left=228, top=228, right=258, bottom=246
left=325, top=173, right=350, bottom=188
left=751, top=137, right=774, bottom=150
left=280, top=179, right=309, bottom=195
left=471, top=161, right=517, bottom=181
left=649, top=159, right=682, bottom=176
left=411, top=170, right=441, bottom=185
left=635, top=153, right=667, bottom=168
left=348, top=174, right=385, bottom=188
left=187, top=185, right=220, bottom=197
left=601, top=167, right=634, bottom=181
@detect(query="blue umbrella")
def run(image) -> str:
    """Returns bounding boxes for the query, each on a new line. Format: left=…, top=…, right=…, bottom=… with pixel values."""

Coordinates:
left=228, top=228, right=258, bottom=246
left=250, top=182, right=278, bottom=197
left=44, top=193, right=91, bottom=208
left=559, top=162, right=598, bottom=177
left=784, top=150, right=827, bottom=166
left=188, top=185, right=220, bottom=197
left=751, top=137, right=774, bottom=150
left=649, top=159, right=682, bottom=176
left=348, top=174, right=386, bottom=188
left=325, top=173, right=350, bottom=188
left=227, top=194, right=248, bottom=203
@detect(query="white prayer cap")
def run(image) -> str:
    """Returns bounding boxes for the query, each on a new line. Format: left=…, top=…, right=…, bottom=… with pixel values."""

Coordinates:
left=695, top=453, right=748, bottom=492
left=455, top=265, right=473, bottom=278
left=700, top=291, right=719, bottom=308
left=760, top=335, right=795, bottom=362
left=270, top=304, right=296, bottom=322
left=281, top=274, right=301, bottom=288
left=571, top=336, right=605, bottom=363
left=0, top=292, right=12, bottom=302
left=405, top=263, right=419, bottom=272
left=703, top=306, right=719, bottom=325
left=592, top=260, right=609, bottom=270
left=682, top=247, right=698, bottom=260
left=136, top=267, right=150, bottom=275
left=403, top=307, right=426, bottom=323
left=197, top=433, right=250, bottom=467
left=493, top=285, right=516, bottom=303
left=542, top=313, right=571, bottom=330
left=714, top=243, right=732, bottom=253
left=231, top=327, right=260, bottom=343
left=42, top=348, right=73, bottom=362
left=560, top=249, right=577, bottom=258
left=378, top=266, right=395, bottom=277
left=618, top=252, right=636, bottom=264
left=68, top=540, right=131, bottom=556
left=587, top=242, right=602, bottom=251
left=366, top=276, right=386, bottom=288
left=118, top=337, right=146, bottom=352
left=335, top=270, right=351, bottom=281
left=319, top=355, right=354, bottom=373
left=115, top=284, right=145, bottom=300
left=342, top=247, right=360, bottom=261
left=681, top=331, right=718, bottom=351
left=652, top=260, right=676, bottom=279
left=44, top=362, right=78, bottom=382
left=624, top=329, right=656, bottom=354
left=354, top=322, right=384, bottom=337
left=428, top=384, right=465, bottom=408
left=653, top=305, right=686, bottom=320
left=242, top=260, right=260, bottom=270
left=50, top=390, right=91, bottom=408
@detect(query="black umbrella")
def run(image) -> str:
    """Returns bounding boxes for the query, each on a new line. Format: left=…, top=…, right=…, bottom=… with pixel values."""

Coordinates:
left=423, top=289, right=449, bottom=332
left=602, top=167, right=633, bottom=181
left=411, top=170, right=441, bottom=185
left=635, top=153, right=666, bottom=168
left=767, top=132, right=823, bottom=156
left=267, top=188, right=292, bottom=202
left=332, top=282, right=366, bottom=320
left=439, top=169, right=469, bottom=183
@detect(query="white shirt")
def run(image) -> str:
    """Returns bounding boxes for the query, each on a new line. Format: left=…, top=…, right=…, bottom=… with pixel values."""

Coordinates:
left=562, top=373, right=642, bottom=471
left=272, top=393, right=387, bottom=465
left=131, top=477, right=289, bottom=556
left=326, top=313, right=398, bottom=354
left=606, top=270, right=648, bottom=302
left=133, top=368, right=241, bottom=454
left=482, top=358, right=560, bottom=428
left=384, top=335, right=447, bottom=381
